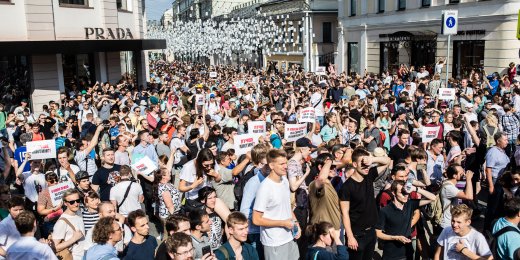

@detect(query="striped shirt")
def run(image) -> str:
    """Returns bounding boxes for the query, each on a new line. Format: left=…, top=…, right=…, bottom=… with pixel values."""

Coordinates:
left=82, top=210, right=99, bottom=234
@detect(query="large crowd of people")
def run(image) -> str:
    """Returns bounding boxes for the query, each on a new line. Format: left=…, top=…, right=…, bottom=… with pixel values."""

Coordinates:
left=0, top=59, right=520, bottom=260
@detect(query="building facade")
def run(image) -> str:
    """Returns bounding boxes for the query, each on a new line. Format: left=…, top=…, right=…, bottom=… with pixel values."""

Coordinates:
left=229, top=0, right=338, bottom=72
left=337, top=0, right=520, bottom=78
left=172, top=0, right=251, bottom=21
left=0, top=0, right=165, bottom=113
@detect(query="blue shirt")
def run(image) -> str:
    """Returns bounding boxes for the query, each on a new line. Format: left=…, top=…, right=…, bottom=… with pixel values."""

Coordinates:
left=492, top=217, right=520, bottom=260
left=13, top=146, right=29, bottom=172
left=84, top=243, right=118, bottom=260
left=239, top=168, right=267, bottom=234
left=320, top=124, right=338, bottom=142
left=485, top=146, right=510, bottom=180
left=132, top=143, right=159, bottom=164
left=6, top=236, right=57, bottom=260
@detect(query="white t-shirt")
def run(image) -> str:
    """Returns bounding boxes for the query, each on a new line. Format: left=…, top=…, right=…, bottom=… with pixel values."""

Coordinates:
left=0, top=215, right=20, bottom=253
left=22, top=172, right=47, bottom=203
left=110, top=181, right=143, bottom=217
left=53, top=213, right=85, bottom=260
left=253, top=176, right=293, bottom=247
left=179, top=160, right=212, bottom=200
left=310, top=92, right=325, bottom=117
left=170, top=136, right=186, bottom=165
left=437, top=227, right=491, bottom=260
left=440, top=182, right=460, bottom=228
left=54, top=165, right=80, bottom=184
left=221, top=141, right=233, bottom=152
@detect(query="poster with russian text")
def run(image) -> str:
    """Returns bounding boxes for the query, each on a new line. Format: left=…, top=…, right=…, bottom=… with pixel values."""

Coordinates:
left=26, top=140, right=56, bottom=160
left=284, top=123, right=308, bottom=142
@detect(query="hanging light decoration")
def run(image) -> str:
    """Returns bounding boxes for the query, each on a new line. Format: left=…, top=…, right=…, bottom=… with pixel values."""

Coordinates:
left=147, top=14, right=291, bottom=60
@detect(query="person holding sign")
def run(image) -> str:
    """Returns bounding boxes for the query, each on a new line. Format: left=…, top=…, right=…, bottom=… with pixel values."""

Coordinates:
left=37, top=172, right=63, bottom=238
left=15, top=153, right=46, bottom=211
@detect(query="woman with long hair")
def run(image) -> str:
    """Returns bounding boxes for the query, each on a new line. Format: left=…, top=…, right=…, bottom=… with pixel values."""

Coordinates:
left=376, top=106, right=392, bottom=151
left=443, top=111, right=455, bottom=138
left=152, top=167, right=181, bottom=220
left=198, top=187, right=231, bottom=250
left=178, top=148, right=220, bottom=202
left=37, top=172, right=63, bottom=238
left=305, top=221, right=348, bottom=260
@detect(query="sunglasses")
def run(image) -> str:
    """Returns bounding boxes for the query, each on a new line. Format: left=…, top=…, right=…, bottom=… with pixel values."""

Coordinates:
left=66, top=198, right=82, bottom=205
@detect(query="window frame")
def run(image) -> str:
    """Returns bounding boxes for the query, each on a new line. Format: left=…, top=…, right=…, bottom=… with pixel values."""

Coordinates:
left=397, top=0, right=406, bottom=11
left=377, top=0, right=385, bottom=13
left=322, top=22, right=332, bottom=43
left=421, top=0, right=431, bottom=7
left=350, top=0, right=356, bottom=16
left=58, top=0, right=90, bottom=8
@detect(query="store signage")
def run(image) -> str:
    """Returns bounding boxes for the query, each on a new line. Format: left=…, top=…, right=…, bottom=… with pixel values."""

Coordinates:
left=85, top=27, right=134, bottom=40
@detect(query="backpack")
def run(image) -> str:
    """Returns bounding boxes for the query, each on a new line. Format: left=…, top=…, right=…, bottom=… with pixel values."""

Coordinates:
left=422, top=182, right=453, bottom=226
left=233, top=165, right=255, bottom=209
left=490, top=225, right=520, bottom=260
left=483, top=126, right=498, bottom=148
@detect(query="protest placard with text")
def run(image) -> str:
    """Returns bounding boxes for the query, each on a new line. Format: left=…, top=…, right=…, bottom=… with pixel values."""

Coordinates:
left=26, top=140, right=57, bottom=160
left=248, top=121, right=266, bottom=134
left=49, top=181, right=74, bottom=207
left=298, top=107, right=316, bottom=123
left=234, top=133, right=263, bottom=156
left=284, top=123, right=308, bottom=142
left=421, top=126, right=440, bottom=143
left=131, top=156, right=157, bottom=176
left=438, top=88, right=455, bottom=100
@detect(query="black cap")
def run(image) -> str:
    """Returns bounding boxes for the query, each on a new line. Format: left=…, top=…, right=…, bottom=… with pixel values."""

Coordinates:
left=204, top=141, right=216, bottom=149
left=296, top=138, right=317, bottom=149
left=75, top=171, right=90, bottom=181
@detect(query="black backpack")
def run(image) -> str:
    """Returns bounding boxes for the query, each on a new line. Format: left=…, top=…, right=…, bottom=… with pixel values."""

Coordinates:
left=233, top=165, right=255, bottom=209
left=491, top=225, right=520, bottom=260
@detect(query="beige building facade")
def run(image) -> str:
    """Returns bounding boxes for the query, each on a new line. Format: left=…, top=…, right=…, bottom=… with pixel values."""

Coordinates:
left=337, top=0, right=520, bottom=78
left=0, top=0, right=165, bottom=113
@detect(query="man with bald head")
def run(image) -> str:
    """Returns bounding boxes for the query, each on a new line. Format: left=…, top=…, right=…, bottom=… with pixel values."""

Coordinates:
left=82, top=202, right=132, bottom=253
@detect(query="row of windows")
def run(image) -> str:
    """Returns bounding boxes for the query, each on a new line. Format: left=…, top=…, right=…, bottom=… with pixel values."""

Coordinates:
left=350, top=0, right=488, bottom=16
left=0, top=0, right=132, bottom=11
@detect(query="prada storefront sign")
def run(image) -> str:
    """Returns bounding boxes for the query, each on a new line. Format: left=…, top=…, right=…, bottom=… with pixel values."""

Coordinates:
left=85, top=27, right=134, bottom=40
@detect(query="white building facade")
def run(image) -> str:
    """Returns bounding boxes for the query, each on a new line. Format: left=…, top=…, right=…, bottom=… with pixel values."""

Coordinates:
left=0, top=0, right=165, bottom=113
left=337, top=0, right=520, bottom=78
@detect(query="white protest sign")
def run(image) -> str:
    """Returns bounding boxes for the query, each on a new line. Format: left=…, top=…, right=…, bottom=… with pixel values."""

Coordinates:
left=26, top=140, right=56, bottom=160
left=234, top=133, right=262, bottom=156
left=209, top=72, right=217, bottom=78
left=49, top=182, right=74, bottom=207
left=438, top=88, right=455, bottom=100
left=298, top=107, right=316, bottom=123
left=252, top=77, right=259, bottom=84
left=131, top=156, right=158, bottom=176
left=284, top=123, right=308, bottom=142
left=248, top=121, right=266, bottom=134
left=421, top=126, right=440, bottom=143
left=196, top=94, right=205, bottom=105
left=316, top=66, right=326, bottom=75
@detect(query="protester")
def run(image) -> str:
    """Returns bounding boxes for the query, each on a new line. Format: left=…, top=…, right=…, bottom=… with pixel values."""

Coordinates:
left=305, top=221, right=348, bottom=260
left=0, top=196, right=24, bottom=257
left=2, top=60, right=520, bottom=260
left=6, top=211, right=57, bottom=260
left=83, top=217, right=122, bottom=260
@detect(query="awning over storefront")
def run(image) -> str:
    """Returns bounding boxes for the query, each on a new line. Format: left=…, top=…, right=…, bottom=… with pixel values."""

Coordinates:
left=379, top=31, right=437, bottom=42
left=0, top=39, right=166, bottom=55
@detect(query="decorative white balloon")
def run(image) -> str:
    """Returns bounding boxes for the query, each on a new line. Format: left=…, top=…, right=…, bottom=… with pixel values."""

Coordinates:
left=147, top=15, right=295, bottom=61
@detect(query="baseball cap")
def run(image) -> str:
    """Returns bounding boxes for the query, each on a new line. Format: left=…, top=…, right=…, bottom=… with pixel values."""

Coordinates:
left=75, top=171, right=90, bottom=181
left=296, top=138, right=317, bottom=149
left=21, top=99, right=28, bottom=103
left=381, top=107, right=389, bottom=112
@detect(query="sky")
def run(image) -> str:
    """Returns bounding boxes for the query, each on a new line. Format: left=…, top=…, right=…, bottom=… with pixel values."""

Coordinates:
left=146, top=0, right=173, bottom=21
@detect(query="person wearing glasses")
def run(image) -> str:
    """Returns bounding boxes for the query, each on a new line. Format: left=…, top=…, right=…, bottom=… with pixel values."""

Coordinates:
left=36, top=172, right=63, bottom=238
left=52, top=189, right=86, bottom=260
left=179, top=148, right=220, bottom=203
left=166, top=232, right=215, bottom=260
left=84, top=217, right=122, bottom=260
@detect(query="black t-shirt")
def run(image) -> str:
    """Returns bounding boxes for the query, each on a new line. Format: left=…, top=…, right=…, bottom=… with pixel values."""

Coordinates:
left=375, top=199, right=420, bottom=259
left=92, top=164, right=121, bottom=201
left=155, top=241, right=172, bottom=260
left=389, top=144, right=409, bottom=164
left=339, top=167, right=379, bottom=234
left=123, top=235, right=158, bottom=260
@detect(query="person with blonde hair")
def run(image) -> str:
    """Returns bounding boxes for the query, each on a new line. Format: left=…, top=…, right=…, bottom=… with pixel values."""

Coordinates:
left=434, top=204, right=491, bottom=260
